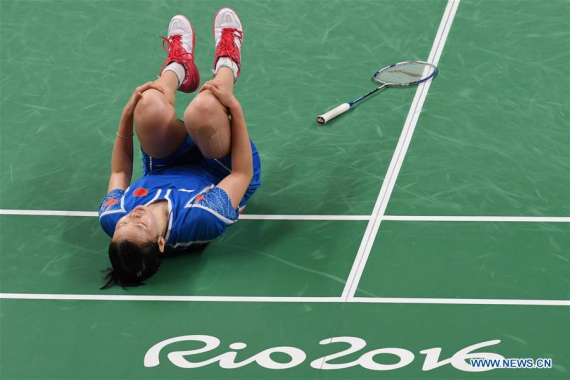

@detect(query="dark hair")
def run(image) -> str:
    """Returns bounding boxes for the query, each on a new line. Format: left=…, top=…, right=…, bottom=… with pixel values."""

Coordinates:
left=101, top=240, right=162, bottom=289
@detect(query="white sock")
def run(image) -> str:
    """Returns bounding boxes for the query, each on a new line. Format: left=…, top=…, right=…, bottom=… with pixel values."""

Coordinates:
left=214, top=57, right=239, bottom=81
left=162, top=62, right=185, bottom=88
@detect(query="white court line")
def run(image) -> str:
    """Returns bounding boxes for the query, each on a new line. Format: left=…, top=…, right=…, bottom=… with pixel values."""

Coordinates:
left=0, top=210, right=99, bottom=217
left=0, top=293, right=342, bottom=303
left=1, top=210, right=568, bottom=222
left=383, top=215, right=570, bottom=223
left=238, top=214, right=370, bottom=221
left=0, top=210, right=370, bottom=221
left=341, top=0, right=461, bottom=301
left=350, top=297, right=570, bottom=307
left=1, top=293, right=568, bottom=306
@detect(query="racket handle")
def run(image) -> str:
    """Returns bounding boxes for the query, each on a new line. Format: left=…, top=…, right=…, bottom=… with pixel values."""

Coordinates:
left=316, top=103, right=351, bottom=125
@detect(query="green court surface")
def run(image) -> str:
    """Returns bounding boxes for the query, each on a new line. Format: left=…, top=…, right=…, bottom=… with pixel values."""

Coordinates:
left=1, top=0, right=569, bottom=379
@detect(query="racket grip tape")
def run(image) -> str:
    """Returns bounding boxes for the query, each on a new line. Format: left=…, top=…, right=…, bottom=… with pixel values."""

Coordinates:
left=316, top=103, right=351, bottom=125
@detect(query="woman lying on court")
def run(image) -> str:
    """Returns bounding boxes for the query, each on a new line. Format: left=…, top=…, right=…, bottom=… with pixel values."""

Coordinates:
left=98, top=9, right=261, bottom=289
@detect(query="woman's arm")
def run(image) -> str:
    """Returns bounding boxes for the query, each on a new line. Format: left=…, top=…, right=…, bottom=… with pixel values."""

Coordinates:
left=199, top=80, right=253, bottom=209
left=106, top=82, right=164, bottom=192
left=216, top=100, right=253, bottom=208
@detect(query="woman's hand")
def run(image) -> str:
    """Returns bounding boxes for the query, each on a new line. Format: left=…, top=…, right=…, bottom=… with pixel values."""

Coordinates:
left=199, top=80, right=239, bottom=110
left=122, top=82, right=165, bottom=116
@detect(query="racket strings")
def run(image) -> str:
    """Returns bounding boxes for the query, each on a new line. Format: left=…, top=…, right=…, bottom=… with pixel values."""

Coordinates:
left=375, top=62, right=435, bottom=85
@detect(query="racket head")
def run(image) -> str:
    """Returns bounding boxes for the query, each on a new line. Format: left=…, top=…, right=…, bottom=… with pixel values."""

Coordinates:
left=373, top=61, right=437, bottom=87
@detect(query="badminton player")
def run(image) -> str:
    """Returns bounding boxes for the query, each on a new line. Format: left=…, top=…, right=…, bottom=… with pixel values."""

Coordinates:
left=98, top=8, right=261, bottom=288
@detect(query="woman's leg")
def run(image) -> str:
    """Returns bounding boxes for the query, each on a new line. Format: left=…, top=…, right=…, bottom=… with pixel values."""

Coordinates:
left=133, top=71, right=188, bottom=159
left=183, top=67, right=234, bottom=159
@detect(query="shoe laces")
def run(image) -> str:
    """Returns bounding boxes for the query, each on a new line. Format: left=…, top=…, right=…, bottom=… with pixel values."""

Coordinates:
left=217, top=28, right=243, bottom=59
left=160, top=34, right=193, bottom=61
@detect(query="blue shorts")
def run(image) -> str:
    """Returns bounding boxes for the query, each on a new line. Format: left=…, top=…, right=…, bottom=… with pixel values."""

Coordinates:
left=141, top=134, right=261, bottom=208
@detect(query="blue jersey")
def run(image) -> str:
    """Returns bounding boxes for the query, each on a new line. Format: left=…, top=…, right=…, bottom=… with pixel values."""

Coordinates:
left=98, top=167, right=239, bottom=252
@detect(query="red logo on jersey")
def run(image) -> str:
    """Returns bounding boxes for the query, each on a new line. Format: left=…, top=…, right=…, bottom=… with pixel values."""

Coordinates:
left=196, top=194, right=206, bottom=203
left=102, top=197, right=119, bottom=211
left=133, top=188, right=148, bottom=197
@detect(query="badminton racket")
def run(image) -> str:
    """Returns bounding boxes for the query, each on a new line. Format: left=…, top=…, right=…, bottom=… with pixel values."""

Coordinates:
left=316, top=61, right=437, bottom=125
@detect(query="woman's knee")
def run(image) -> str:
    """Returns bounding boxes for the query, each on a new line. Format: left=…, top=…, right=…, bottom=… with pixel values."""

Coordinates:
left=134, top=90, right=173, bottom=131
left=183, top=91, right=230, bottom=158
left=183, top=91, right=225, bottom=127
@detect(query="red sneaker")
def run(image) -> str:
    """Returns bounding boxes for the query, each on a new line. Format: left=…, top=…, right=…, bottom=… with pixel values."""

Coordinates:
left=159, top=15, right=200, bottom=93
left=213, top=8, right=243, bottom=81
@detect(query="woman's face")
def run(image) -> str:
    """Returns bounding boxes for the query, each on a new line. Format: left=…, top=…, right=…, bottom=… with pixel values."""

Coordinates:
left=113, top=205, right=162, bottom=246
